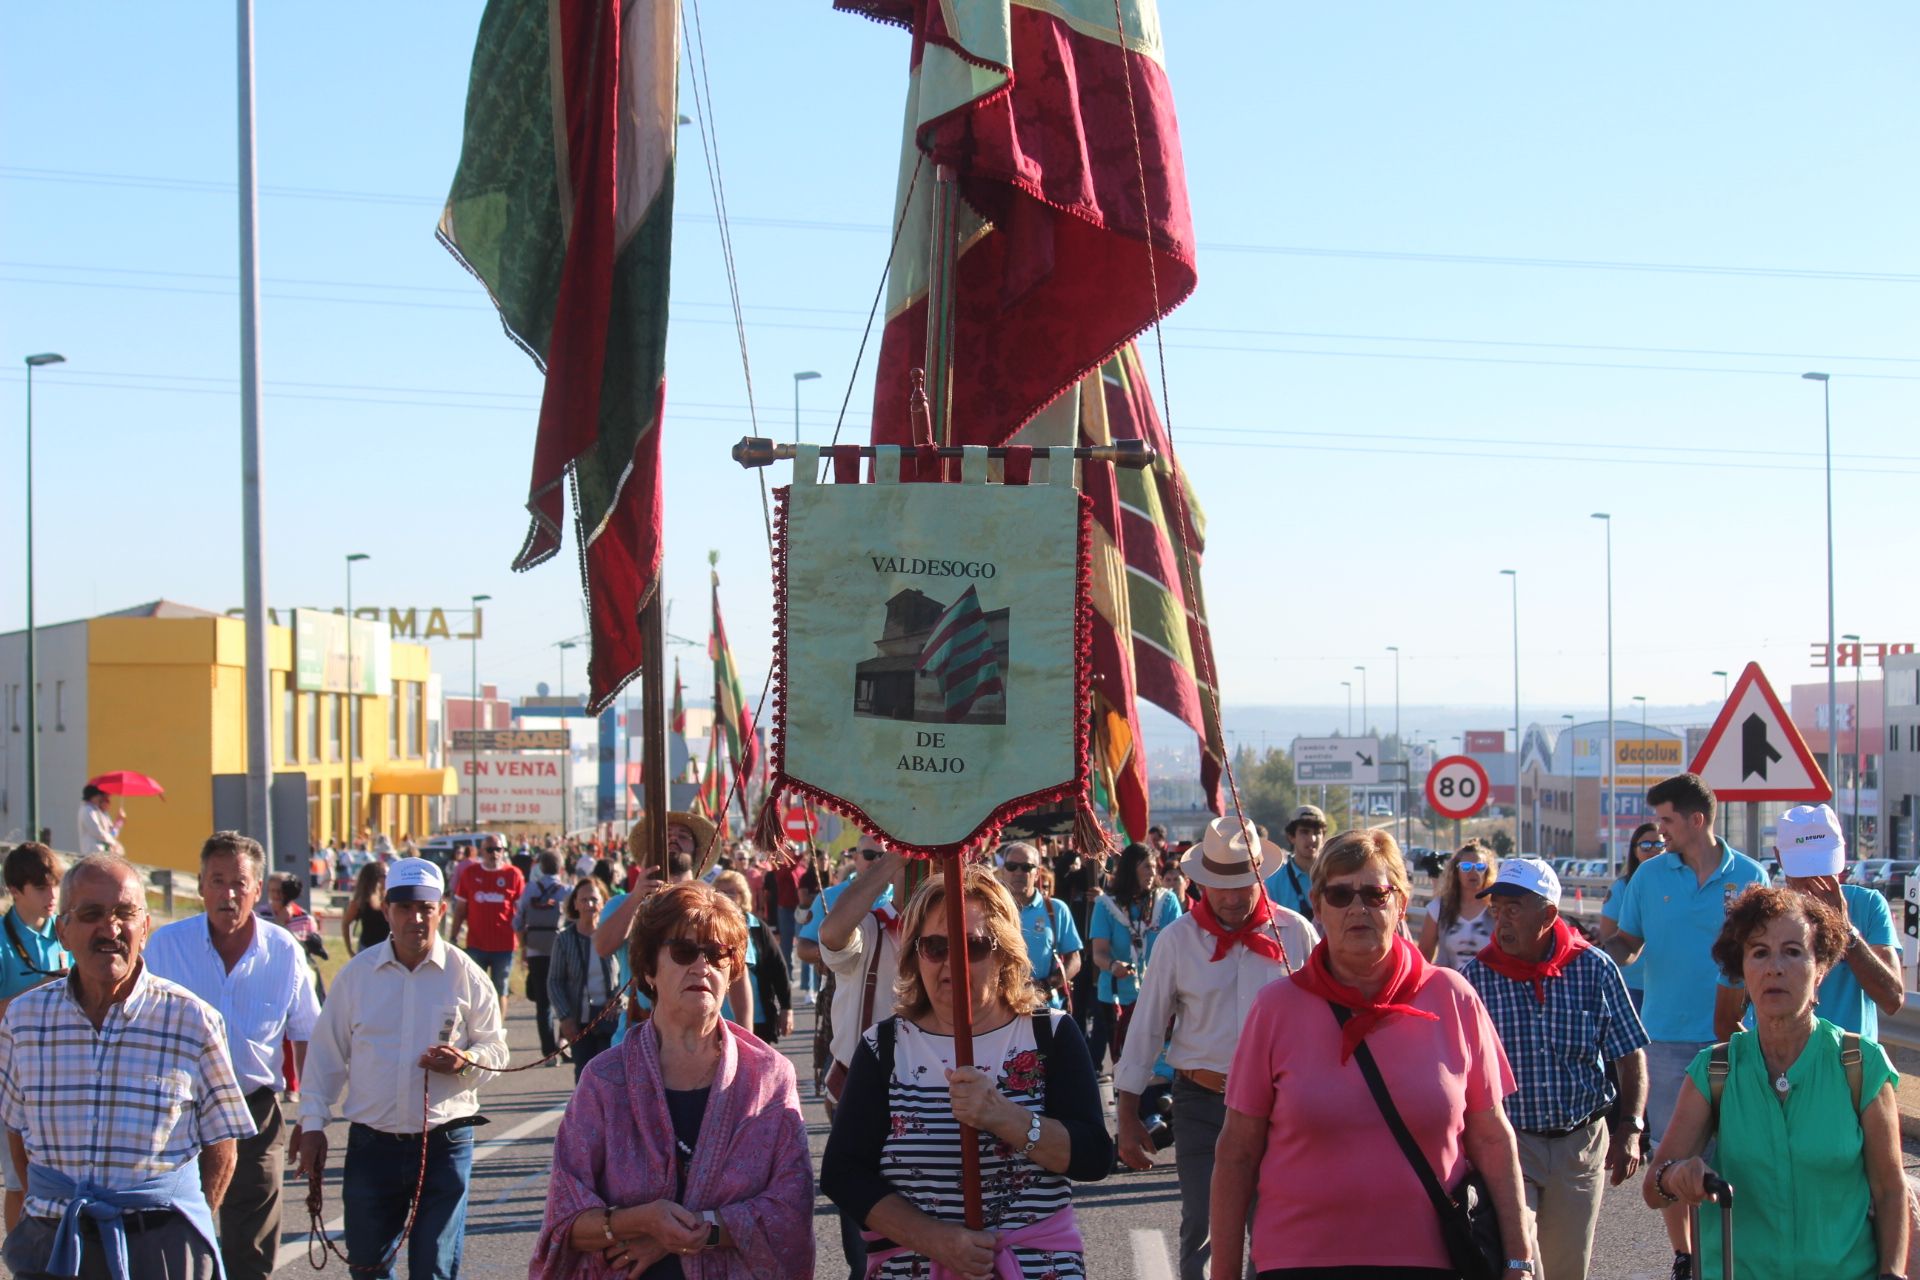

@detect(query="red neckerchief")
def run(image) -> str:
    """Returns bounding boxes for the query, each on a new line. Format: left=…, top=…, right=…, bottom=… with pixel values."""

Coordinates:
left=1189, top=892, right=1285, bottom=964
left=1474, top=916, right=1590, bottom=1005
left=1290, top=934, right=1439, bottom=1062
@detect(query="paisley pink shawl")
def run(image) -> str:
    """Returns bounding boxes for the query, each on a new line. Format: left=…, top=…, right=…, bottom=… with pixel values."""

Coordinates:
left=531, top=1019, right=815, bottom=1278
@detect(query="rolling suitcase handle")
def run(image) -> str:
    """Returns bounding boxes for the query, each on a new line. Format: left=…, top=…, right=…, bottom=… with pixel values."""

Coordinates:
left=1689, top=1174, right=1736, bottom=1280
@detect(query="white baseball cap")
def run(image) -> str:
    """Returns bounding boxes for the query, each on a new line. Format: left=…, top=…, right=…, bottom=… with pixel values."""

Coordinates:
left=1775, top=803, right=1845, bottom=878
left=1476, top=856, right=1562, bottom=906
left=385, top=857, right=445, bottom=903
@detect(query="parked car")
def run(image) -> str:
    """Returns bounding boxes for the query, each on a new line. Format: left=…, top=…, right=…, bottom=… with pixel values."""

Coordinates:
left=1881, top=860, right=1920, bottom=897
left=415, top=832, right=490, bottom=870
left=1549, top=858, right=1576, bottom=879
left=1850, top=858, right=1894, bottom=891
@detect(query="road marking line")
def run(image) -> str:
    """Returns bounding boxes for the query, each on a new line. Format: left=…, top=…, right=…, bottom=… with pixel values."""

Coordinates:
left=273, top=1104, right=567, bottom=1273
left=1130, top=1227, right=1176, bottom=1280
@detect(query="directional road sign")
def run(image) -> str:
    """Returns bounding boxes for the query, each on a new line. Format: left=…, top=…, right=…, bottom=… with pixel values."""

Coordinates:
left=1426, top=755, right=1491, bottom=821
left=1292, top=736, right=1382, bottom=786
left=1687, top=661, right=1831, bottom=802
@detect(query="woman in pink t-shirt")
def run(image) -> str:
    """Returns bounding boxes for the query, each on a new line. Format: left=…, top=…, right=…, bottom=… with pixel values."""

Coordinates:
left=1211, top=829, right=1535, bottom=1279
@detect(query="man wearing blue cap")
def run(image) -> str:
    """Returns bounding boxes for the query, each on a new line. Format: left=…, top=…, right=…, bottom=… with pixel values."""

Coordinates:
left=1713, top=803, right=1903, bottom=1041
left=296, top=857, right=508, bottom=1279
left=1465, top=857, right=1648, bottom=1280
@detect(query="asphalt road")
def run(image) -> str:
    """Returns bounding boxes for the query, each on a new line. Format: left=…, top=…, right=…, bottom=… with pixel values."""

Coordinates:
left=268, top=990, right=1746, bottom=1280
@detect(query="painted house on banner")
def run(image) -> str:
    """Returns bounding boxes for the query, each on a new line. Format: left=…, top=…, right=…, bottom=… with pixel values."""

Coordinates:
left=855, top=589, right=1010, bottom=726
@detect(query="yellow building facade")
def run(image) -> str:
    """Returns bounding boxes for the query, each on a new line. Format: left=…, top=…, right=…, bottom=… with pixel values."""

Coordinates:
left=85, top=614, right=451, bottom=872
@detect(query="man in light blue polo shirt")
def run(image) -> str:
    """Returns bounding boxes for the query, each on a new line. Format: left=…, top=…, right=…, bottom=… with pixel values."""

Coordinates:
left=1261, top=805, right=1326, bottom=921
left=1603, top=771, right=1765, bottom=1277
left=996, top=841, right=1082, bottom=1008
left=1712, top=802, right=1904, bottom=1042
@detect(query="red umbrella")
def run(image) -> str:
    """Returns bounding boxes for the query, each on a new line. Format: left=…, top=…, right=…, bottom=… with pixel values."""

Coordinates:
left=86, top=771, right=165, bottom=799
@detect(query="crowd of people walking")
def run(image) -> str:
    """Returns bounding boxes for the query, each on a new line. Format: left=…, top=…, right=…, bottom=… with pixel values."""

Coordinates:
left=0, top=774, right=1912, bottom=1279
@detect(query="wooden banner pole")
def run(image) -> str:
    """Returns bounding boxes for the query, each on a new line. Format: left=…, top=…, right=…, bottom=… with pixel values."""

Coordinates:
left=943, top=853, right=985, bottom=1229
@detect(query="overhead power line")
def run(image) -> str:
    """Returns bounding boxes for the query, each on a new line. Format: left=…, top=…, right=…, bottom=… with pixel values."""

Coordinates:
left=6, top=164, right=1919, bottom=284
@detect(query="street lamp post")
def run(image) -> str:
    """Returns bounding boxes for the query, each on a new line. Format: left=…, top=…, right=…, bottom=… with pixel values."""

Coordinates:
left=345, top=553, right=369, bottom=845
left=469, top=592, right=492, bottom=830
left=1844, top=632, right=1862, bottom=852
left=21, top=353, right=65, bottom=845
left=792, top=371, right=820, bottom=446
left=1340, top=681, right=1353, bottom=736
left=1387, top=645, right=1403, bottom=846
left=1562, top=713, right=1577, bottom=859
left=1500, top=570, right=1519, bottom=847
left=1353, top=665, right=1369, bottom=737
left=1592, top=513, right=1615, bottom=876
left=1805, top=372, right=1837, bottom=796
left=1712, top=669, right=1730, bottom=704
left=1632, top=695, right=1648, bottom=801
left=557, top=639, right=579, bottom=701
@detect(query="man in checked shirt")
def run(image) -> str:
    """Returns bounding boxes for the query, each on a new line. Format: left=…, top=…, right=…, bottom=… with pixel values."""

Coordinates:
left=0, top=854, right=256, bottom=1279
left=1463, top=857, right=1650, bottom=1280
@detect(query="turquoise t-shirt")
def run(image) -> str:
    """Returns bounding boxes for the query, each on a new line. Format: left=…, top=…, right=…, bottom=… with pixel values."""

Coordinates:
left=1600, top=877, right=1644, bottom=992
left=1685, top=1021, right=1894, bottom=1280
left=0, top=908, right=68, bottom=1001
left=1014, top=894, right=1083, bottom=1009
left=1615, top=840, right=1768, bottom=1042
left=604, top=891, right=649, bottom=1046
left=722, top=911, right=762, bottom=1025
left=1263, top=859, right=1312, bottom=920
left=1088, top=890, right=1183, bottom=1005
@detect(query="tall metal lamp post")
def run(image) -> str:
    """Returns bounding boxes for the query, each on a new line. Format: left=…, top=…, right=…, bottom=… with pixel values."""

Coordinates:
left=557, top=639, right=579, bottom=701
left=1562, top=713, right=1577, bottom=858
left=345, top=552, right=369, bottom=844
left=469, top=593, right=492, bottom=829
left=1500, top=570, right=1519, bottom=846
left=1843, top=632, right=1862, bottom=852
left=1592, top=514, right=1615, bottom=875
left=1387, top=645, right=1403, bottom=846
left=21, top=353, right=65, bottom=845
left=1804, top=371, right=1837, bottom=796
left=792, top=371, right=820, bottom=445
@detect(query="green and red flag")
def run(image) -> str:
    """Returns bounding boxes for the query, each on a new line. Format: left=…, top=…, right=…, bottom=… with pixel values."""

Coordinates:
left=915, top=585, right=1007, bottom=722
left=710, top=569, right=758, bottom=809
left=844, top=0, right=1196, bottom=450
left=670, top=657, right=687, bottom=736
left=438, top=0, right=679, bottom=712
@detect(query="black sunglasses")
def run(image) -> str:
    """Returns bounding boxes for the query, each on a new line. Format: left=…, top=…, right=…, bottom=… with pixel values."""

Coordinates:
left=1002, top=862, right=1034, bottom=874
left=1320, top=884, right=1396, bottom=909
left=916, top=934, right=996, bottom=964
left=857, top=848, right=885, bottom=862
left=1635, top=840, right=1665, bottom=851
left=664, top=939, right=737, bottom=968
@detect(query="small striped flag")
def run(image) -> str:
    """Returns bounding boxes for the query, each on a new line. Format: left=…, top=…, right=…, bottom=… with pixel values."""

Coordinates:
left=915, top=586, right=1004, bottom=723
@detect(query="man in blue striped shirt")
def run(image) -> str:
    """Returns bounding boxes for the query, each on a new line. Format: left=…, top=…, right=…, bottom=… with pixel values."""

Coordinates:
left=1465, top=858, right=1648, bottom=1280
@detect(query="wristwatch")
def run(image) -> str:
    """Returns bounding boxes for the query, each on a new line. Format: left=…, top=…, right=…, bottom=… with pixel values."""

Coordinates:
left=1618, top=1113, right=1647, bottom=1133
left=703, top=1208, right=720, bottom=1249
left=1018, top=1113, right=1043, bottom=1157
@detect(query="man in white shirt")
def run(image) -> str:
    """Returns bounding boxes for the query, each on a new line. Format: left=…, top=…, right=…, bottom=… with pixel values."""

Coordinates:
left=146, top=832, right=319, bottom=1280
left=75, top=784, right=125, bottom=855
left=1115, top=818, right=1317, bottom=1280
left=295, top=858, right=509, bottom=1279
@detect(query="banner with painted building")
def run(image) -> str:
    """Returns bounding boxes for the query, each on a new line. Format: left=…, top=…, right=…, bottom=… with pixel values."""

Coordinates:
left=763, top=445, right=1092, bottom=857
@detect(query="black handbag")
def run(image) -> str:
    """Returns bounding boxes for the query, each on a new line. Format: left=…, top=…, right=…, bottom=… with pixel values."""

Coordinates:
left=1328, top=1003, right=1505, bottom=1280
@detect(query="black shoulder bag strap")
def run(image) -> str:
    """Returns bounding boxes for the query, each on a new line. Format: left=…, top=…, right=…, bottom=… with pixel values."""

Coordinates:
left=1330, top=1003, right=1458, bottom=1221
left=4, top=912, right=63, bottom=978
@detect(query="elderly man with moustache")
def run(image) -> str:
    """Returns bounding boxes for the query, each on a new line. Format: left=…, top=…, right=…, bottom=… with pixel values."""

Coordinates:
left=296, top=858, right=509, bottom=1280
left=0, top=855, right=257, bottom=1280
left=1464, top=858, right=1650, bottom=1280
left=1114, top=818, right=1317, bottom=1280
left=146, top=832, right=320, bottom=1280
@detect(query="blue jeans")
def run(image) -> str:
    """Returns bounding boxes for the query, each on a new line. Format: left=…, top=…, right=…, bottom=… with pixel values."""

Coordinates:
left=465, top=947, right=513, bottom=999
left=344, top=1122, right=475, bottom=1279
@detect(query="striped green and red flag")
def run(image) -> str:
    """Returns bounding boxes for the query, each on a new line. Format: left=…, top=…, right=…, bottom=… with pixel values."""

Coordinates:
left=710, top=569, right=758, bottom=806
left=846, top=0, right=1196, bottom=450
left=915, top=585, right=1007, bottom=722
left=438, top=0, right=678, bottom=711
left=670, top=658, right=687, bottom=736
left=694, top=721, right=727, bottom=824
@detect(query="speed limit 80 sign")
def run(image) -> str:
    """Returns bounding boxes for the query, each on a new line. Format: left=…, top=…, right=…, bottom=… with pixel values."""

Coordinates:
left=1425, top=754, right=1491, bottom=821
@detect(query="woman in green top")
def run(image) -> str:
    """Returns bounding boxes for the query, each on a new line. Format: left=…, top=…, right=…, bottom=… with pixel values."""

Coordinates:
left=1642, top=886, right=1907, bottom=1279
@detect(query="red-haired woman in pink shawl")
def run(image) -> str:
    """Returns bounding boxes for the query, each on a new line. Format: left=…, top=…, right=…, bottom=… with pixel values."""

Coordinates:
left=532, top=882, right=813, bottom=1278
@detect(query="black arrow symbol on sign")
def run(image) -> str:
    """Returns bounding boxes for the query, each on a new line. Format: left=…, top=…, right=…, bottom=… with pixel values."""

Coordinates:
left=1741, top=713, right=1782, bottom=781
left=1356, top=751, right=1375, bottom=767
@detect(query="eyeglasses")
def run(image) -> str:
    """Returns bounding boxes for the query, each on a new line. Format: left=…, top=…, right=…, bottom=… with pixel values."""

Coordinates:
left=1456, top=861, right=1488, bottom=873
left=664, top=939, right=737, bottom=969
left=915, top=934, right=996, bottom=964
left=67, top=904, right=148, bottom=926
left=1001, top=863, right=1034, bottom=874
left=1634, top=840, right=1665, bottom=851
left=1320, top=884, right=1396, bottom=910
left=857, top=848, right=884, bottom=862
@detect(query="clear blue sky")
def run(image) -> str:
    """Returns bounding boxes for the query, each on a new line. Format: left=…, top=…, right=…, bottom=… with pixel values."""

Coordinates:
left=4, top=2, right=1916, bottom=732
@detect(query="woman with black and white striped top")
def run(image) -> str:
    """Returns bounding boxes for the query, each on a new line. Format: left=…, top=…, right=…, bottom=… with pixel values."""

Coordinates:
left=823, top=864, right=1113, bottom=1280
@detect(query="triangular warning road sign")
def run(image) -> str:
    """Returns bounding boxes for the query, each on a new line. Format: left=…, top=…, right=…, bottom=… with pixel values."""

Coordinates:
left=1687, top=662, right=1832, bottom=802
